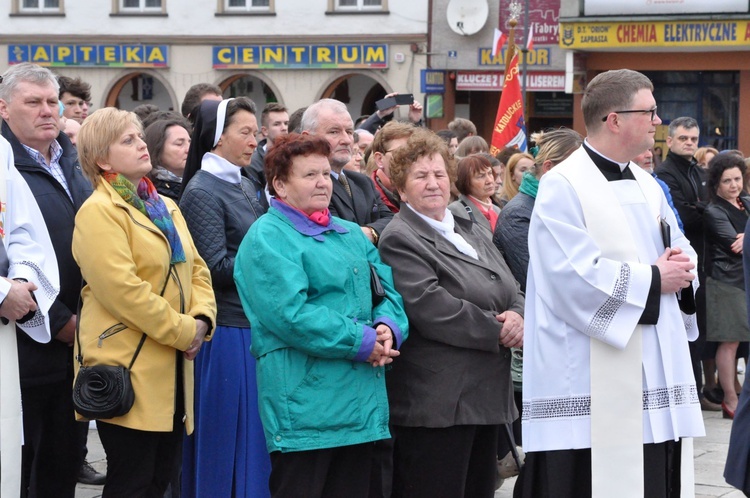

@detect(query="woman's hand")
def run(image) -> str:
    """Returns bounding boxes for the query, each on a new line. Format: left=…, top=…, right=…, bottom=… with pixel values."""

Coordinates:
left=184, top=319, right=209, bottom=361
left=496, top=310, right=524, bottom=349
left=731, top=233, right=744, bottom=254
left=367, top=324, right=400, bottom=367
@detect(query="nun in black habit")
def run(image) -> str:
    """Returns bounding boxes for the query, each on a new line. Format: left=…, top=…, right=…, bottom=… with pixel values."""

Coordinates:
left=179, top=97, right=270, bottom=498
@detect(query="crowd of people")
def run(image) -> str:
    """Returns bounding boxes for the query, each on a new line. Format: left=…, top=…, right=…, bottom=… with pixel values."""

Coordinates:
left=2, top=61, right=750, bottom=498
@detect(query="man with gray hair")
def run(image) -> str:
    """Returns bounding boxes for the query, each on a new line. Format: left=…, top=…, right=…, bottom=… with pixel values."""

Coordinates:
left=301, top=98, right=393, bottom=244
left=517, top=69, right=703, bottom=497
left=0, top=62, right=93, bottom=498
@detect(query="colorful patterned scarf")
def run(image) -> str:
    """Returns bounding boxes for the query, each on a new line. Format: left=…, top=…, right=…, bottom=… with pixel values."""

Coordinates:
left=104, top=172, right=186, bottom=264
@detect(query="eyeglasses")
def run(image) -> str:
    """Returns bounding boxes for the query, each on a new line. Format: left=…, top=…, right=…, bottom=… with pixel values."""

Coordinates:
left=601, top=106, right=658, bottom=122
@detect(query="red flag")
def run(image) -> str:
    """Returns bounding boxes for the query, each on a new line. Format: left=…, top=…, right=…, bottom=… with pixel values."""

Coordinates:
left=490, top=53, right=527, bottom=155
left=526, top=23, right=535, bottom=52
left=492, top=28, right=508, bottom=58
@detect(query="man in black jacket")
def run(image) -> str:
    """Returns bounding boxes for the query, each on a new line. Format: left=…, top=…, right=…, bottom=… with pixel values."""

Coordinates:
left=654, top=116, right=717, bottom=410
left=301, top=98, right=393, bottom=244
left=0, top=63, right=93, bottom=498
left=247, top=102, right=289, bottom=210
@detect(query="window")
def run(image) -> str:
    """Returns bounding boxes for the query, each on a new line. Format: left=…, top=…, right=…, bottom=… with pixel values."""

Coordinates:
left=225, top=0, right=271, bottom=11
left=120, top=0, right=162, bottom=13
left=218, top=0, right=274, bottom=15
left=18, top=0, right=61, bottom=13
left=336, top=0, right=382, bottom=10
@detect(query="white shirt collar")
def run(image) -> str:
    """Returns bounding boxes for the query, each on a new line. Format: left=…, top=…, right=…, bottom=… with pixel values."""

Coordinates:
left=201, top=152, right=242, bottom=184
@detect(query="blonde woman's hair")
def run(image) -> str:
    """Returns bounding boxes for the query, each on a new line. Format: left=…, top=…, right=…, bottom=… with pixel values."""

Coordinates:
left=78, top=107, right=143, bottom=186
left=502, top=152, right=534, bottom=201
left=531, top=128, right=583, bottom=177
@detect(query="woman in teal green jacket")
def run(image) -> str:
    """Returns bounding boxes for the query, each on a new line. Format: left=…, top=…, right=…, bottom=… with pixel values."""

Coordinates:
left=234, top=133, right=408, bottom=498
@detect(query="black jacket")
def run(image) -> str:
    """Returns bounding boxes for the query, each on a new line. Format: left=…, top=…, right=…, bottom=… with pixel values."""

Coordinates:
left=704, top=194, right=750, bottom=290
left=151, top=175, right=182, bottom=200
left=180, top=170, right=265, bottom=327
left=244, top=139, right=269, bottom=210
left=493, top=191, right=534, bottom=292
left=330, top=170, right=394, bottom=238
left=655, top=151, right=708, bottom=262
left=2, top=121, right=93, bottom=386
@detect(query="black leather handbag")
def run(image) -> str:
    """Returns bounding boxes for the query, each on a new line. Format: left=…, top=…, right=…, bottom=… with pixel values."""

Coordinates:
left=72, top=266, right=172, bottom=419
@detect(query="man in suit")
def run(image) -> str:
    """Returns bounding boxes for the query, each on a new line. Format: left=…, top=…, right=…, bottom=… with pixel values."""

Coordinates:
left=301, top=99, right=393, bottom=244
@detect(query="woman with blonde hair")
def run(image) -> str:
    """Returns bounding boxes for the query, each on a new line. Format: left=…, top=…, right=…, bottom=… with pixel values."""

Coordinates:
left=695, top=146, right=719, bottom=169
left=72, top=107, right=216, bottom=497
left=500, top=152, right=534, bottom=206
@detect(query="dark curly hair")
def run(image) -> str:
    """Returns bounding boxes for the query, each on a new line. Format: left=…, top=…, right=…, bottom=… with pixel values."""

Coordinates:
left=706, top=151, right=746, bottom=201
left=265, top=133, right=331, bottom=197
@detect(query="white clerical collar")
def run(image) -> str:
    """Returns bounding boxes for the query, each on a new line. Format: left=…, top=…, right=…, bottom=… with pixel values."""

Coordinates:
left=584, top=138, right=630, bottom=172
left=201, top=152, right=242, bottom=184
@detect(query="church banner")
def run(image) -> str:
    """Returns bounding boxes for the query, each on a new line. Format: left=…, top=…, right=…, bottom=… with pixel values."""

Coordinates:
left=489, top=53, right=527, bottom=155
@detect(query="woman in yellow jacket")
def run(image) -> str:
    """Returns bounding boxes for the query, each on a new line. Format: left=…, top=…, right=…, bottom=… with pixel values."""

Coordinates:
left=72, top=108, right=216, bottom=498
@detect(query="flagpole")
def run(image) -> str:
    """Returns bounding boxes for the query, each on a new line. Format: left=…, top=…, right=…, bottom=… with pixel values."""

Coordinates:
left=505, top=18, right=516, bottom=73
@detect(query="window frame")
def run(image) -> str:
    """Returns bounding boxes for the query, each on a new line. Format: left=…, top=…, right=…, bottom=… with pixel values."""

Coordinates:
left=13, top=0, right=64, bottom=15
left=114, top=0, right=166, bottom=15
left=216, top=0, right=275, bottom=15
left=223, top=0, right=273, bottom=13
left=334, top=0, right=384, bottom=11
left=326, top=0, right=387, bottom=14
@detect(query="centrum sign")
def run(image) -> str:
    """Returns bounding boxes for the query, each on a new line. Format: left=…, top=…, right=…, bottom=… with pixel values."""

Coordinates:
left=560, top=20, right=750, bottom=49
left=456, top=71, right=565, bottom=92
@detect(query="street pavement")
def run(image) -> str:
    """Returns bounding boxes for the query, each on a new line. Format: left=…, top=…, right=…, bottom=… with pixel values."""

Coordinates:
left=76, top=408, right=747, bottom=498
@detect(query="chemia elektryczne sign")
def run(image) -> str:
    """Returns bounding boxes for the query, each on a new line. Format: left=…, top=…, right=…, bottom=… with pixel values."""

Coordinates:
left=8, top=44, right=168, bottom=67
left=213, top=44, right=388, bottom=69
left=560, top=20, right=750, bottom=48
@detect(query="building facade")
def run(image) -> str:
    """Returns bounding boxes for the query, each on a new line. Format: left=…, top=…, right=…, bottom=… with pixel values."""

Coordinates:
left=559, top=0, right=750, bottom=154
left=428, top=0, right=571, bottom=139
left=1, top=0, right=428, bottom=121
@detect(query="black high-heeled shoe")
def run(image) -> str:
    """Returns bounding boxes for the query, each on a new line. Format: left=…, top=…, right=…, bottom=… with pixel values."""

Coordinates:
left=722, top=402, right=735, bottom=420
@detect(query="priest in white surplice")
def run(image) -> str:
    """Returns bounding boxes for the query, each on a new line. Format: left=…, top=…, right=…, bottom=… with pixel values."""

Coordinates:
left=516, top=70, right=704, bottom=498
left=0, top=135, right=58, bottom=496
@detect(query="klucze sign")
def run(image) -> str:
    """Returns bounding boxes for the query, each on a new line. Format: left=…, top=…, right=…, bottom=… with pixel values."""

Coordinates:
left=456, top=71, right=565, bottom=92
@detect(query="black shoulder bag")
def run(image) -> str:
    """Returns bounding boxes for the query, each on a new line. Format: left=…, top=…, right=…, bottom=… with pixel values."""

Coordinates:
left=72, top=265, right=173, bottom=420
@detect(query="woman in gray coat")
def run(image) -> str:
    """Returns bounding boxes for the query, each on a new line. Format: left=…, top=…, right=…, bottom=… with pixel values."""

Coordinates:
left=378, top=129, right=524, bottom=498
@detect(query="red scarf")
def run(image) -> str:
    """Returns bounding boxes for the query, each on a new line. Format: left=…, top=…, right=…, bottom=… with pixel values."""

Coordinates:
left=276, top=199, right=331, bottom=226
left=468, top=196, right=499, bottom=232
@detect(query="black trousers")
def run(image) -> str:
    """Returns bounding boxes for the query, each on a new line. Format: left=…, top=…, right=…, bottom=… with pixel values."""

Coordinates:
left=391, top=424, right=499, bottom=498
left=76, top=420, right=89, bottom=462
left=269, top=442, right=374, bottom=498
left=96, top=417, right=182, bottom=498
left=513, top=439, right=682, bottom=498
left=690, top=275, right=708, bottom=393
left=20, top=379, right=81, bottom=498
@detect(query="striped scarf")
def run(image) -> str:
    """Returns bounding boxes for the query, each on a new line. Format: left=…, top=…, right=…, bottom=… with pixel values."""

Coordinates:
left=104, top=172, right=186, bottom=264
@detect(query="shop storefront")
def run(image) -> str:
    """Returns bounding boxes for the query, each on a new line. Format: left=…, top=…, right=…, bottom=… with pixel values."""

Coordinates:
left=560, top=1, right=750, bottom=153
left=5, top=39, right=425, bottom=121
left=428, top=0, right=570, bottom=139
